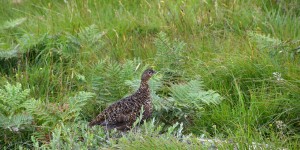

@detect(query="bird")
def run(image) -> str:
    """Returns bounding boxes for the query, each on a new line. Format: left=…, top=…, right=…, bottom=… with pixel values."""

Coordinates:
left=89, top=68, right=156, bottom=131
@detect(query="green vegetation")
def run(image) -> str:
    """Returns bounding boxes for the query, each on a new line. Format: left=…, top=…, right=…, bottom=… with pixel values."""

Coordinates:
left=1, top=0, right=300, bottom=149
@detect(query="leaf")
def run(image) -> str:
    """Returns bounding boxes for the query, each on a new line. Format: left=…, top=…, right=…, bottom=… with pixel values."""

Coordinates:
left=0, top=82, right=33, bottom=131
left=0, top=18, right=27, bottom=30
left=0, top=82, right=31, bottom=116
left=0, top=113, right=33, bottom=131
left=61, top=91, right=95, bottom=121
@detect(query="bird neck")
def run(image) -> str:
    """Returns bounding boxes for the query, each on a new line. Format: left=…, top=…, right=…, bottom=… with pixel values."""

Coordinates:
left=138, top=80, right=149, bottom=92
left=135, top=80, right=151, bottom=103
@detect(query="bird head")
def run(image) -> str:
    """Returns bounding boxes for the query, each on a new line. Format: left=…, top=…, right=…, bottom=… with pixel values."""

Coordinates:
left=141, top=68, right=156, bottom=81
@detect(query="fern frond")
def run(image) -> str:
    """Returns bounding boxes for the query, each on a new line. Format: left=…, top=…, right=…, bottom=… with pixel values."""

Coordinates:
left=0, top=113, right=33, bottom=132
left=32, top=121, right=108, bottom=149
left=0, top=82, right=33, bottom=131
left=25, top=91, right=95, bottom=127
left=92, top=59, right=143, bottom=105
left=121, top=58, right=142, bottom=79
left=0, top=82, right=31, bottom=116
left=154, top=32, right=186, bottom=69
left=24, top=99, right=59, bottom=127
left=0, top=46, right=20, bottom=59
left=154, top=32, right=187, bottom=83
left=162, top=79, right=223, bottom=121
left=169, top=80, right=222, bottom=110
left=0, top=17, right=27, bottom=30
left=154, top=32, right=172, bottom=54
left=78, top=24, right=106, bottom=46
left=17, top=33, right=48, bottom=52
left=60, top=91, right=95, bottom=122
left=248, top=31, right=282, bottom=50
left=248, top=31, right=300, bottom=59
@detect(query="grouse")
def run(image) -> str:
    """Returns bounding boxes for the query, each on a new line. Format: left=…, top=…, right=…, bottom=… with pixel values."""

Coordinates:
left=89, top=68, right=156, bottom=131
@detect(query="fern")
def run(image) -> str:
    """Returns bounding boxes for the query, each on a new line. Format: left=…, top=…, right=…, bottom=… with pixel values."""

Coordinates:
left=25, top=91, right=95, bottom=127
left=169, top=79, right=222, bottom=111
left=154, top=32, right=186, bottom=69
left=77, top=24, right=106, bottom=50
left=23, top=91, right=95, bottom=143
left=169, top=80, right=222, bottom=106
left=248, top=31, right=300, bottom=60
left=154, top=32, right=187, bottom=83
left=31, top=121, right=108, bottom=150
left=0, top=17, right=27, bottom=30
left=92, top=61, right=126, bottom=103
left=60, top=91, right=95, bottom=122
left=92, top=59, right=143, bottom=105
left=118, top=119, right=201, bottom=150
left=248, top=31, right=282, bottom=51
left=162, top=79, right=223, bottom=123
left=17, top=33, right=49, bottom=52
left=0, top=82, right=34, bottom=148
left=32, top=119, right=195, bottom=150
left=0, top=114, right=33, bottom=132
left=0, top=82, right=30, bottom=115
left=0, top=82, right=33, bottom=131
left=0, top=46, right=20, bottom=59
left=24, top=99, right=59, bottom=127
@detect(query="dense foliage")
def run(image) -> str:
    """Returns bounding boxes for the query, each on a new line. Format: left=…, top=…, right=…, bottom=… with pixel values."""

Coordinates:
left=0, top=0, right=299, bottom=149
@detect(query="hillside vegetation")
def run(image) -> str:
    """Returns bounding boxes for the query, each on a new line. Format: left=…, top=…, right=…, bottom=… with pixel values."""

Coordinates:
left=0, top=0, right=299, bottom=149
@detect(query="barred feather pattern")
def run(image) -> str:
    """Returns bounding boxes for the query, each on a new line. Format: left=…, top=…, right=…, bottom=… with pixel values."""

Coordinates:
left=89, top=69, right=155, bottom=131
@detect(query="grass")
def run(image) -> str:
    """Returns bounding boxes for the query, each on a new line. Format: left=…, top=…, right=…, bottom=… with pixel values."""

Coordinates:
left=0, top=0, right=300, bottom=149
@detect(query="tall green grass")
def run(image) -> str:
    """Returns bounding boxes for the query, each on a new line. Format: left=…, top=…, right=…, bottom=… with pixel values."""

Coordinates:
left=0, top=0, right=299, bottom=149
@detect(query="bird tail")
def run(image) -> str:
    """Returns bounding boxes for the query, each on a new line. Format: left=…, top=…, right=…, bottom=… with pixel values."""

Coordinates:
left=88, top=116, right=107, bottom=127
left=88, top=120, right=97, bottom=127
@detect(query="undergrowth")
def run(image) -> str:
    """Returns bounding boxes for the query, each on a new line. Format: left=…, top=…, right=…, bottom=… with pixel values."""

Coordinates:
left=0, top=0, right=299, bottom=149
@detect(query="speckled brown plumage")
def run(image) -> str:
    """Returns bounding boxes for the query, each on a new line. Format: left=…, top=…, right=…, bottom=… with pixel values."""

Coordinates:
left=89, top=69, right=156, bottom=131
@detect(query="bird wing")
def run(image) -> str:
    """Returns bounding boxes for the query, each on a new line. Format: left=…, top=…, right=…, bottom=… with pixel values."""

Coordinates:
left=89, top=97, right=141, bottom=128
